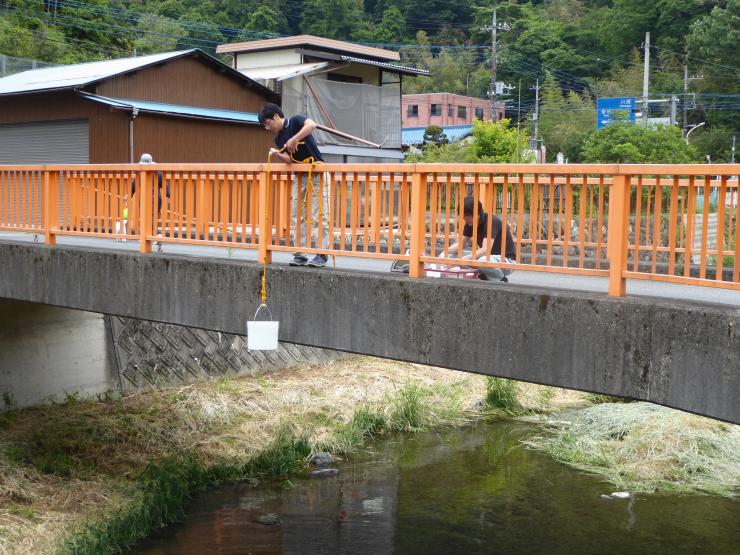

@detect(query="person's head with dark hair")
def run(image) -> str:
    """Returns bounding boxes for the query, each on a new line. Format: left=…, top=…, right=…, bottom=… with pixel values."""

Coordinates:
left=259, top=103, right=285, bottom=133
left=463, top=196, right=485, bottom=226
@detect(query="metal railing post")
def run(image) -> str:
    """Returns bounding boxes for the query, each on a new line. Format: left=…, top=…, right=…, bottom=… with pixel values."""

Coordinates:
left=258, top=169, right=272, bottom=265
left=607, top=174, right=629, bottom=296
left=43, top=170, right=57, bottom=246
left=138, top=169, right=152, bottom=253
left=409, top=171, right=426, bottom=278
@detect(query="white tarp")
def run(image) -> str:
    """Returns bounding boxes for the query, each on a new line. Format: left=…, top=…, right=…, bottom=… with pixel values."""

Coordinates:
left=301, top=77, right=401, bottom=149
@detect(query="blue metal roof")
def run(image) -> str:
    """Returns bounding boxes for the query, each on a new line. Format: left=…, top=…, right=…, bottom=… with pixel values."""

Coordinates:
left=81, top=94, right=259, bottom=124
left=402, top=125, right=473, bottom=146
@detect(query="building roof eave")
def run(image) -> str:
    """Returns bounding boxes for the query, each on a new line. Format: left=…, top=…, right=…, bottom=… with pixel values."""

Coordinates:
left=216, top=35, right=400, bottom=62
left=0, top=49, right=279, bottom=103
left=78, top=92, right=262, bottom=125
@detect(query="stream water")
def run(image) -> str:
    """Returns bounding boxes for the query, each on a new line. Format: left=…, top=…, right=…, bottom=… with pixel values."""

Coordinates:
left=133, top=420, right=739, bottom=554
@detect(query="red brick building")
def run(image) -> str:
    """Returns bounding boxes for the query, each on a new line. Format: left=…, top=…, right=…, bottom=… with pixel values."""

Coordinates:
left=402, top=93, right=505, bottom=128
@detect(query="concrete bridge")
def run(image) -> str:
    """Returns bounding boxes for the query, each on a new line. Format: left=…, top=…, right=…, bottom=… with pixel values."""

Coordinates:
left=0, top=240, right=737, bottom=423
left=1, top=163, right=738, bottom=423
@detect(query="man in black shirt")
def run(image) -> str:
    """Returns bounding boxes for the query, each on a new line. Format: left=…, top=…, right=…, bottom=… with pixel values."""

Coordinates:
left=446, top=196, right=517, bottom=282
left=259, top=102, right=329, bottom=268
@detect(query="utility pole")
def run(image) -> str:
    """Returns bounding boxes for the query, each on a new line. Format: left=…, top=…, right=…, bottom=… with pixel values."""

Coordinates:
left=670, top=95, right=678, bottom=126
left=642, top=32, right=650, bottom=126
left=682, top=64, right=703, bottom=137
left=482, top=10, right=510, bottom=121
left=531, top=79, right=540, bottom=141
left=683, top=65, right=689, bottom=133
left=732, top=135, right=736, bottom=164
left=490, top=10, right=497, bottom=121
left=516, top=78, right=522, bottom=162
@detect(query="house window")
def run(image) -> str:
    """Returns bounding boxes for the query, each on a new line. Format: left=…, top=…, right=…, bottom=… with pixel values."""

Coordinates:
left=475, top=107, right=484, bottom=120
left=458, top=106, right=467, bottom=119
left=407, top=104, right=419, bottom=117
left=327, top=73, right=362, bottom=84
left=431, top=103, right=441, bottom=116
left=448, top=104, right=454, bottom=117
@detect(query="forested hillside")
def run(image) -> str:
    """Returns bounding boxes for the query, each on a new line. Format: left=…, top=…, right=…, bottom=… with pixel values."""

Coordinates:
left=1, top=0, right=737, bottom=160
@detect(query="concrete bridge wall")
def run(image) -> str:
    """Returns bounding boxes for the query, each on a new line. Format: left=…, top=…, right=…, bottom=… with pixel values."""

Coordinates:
left=0, top=241, right=737, bottom=423
left=0, top=297, right=343, bottom=409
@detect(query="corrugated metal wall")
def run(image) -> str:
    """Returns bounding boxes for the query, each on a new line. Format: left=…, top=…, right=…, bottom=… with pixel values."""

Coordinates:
left=0, top=91, right=129, bottom=162
left=0, top=120, right=89, bottom=164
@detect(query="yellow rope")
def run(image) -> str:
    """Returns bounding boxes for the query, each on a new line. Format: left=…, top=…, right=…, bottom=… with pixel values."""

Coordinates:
left=266, top=142, right=335, bottom=274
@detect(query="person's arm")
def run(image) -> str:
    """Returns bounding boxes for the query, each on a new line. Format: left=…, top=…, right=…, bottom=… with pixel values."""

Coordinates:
left=285, top=118, right=317, bottom=155
left=447, top=237, right=470, bottom=257
left=474, top=238, right=491, bottom=259
left=269, top=147, right=291, bottom=163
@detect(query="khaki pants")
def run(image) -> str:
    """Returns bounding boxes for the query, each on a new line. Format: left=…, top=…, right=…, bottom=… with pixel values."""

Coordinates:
left=291, top=171, right=329, bottom=257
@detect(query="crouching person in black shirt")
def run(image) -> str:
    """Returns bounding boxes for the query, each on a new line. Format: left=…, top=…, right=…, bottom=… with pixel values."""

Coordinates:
left=447, top=196, right=517, bottom=282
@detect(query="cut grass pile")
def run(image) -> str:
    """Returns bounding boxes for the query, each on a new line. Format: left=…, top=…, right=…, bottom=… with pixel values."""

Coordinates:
left=526, top=402, right=740, bottom=497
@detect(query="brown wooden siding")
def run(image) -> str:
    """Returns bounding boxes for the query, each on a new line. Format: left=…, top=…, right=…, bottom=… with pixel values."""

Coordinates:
left=133, top=114, right=273, bottom=163
left=0, top=91, right=91, bottom=123
left=96, top=55, right=270, bottom=113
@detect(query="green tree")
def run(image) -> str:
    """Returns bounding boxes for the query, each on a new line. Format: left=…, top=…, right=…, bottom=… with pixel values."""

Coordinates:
left=374, top=6, right=407, bottom=44
left=300, top=0, right=364, bottom=40
left=0, top=17, right=36, bottom=59
left=537, top=72, right=595, bottom=162
left=243, top=6, right=283, bottom=37
left=591, top=49, right=644, bottom=97
left=406, top=141, right=468, bottom=163
left=407, top=119, right=531, bottom=163
left=655, top=0, right=721, bottom=52
left=690, top=126, right=736, bottom=163
left=422, top=125, right=448, bottom=146
left=594, top=0, right=658, bottom=58
left=581, top=123, right=700, bottom=163
left=402, top=32, right=475, bottom=95
left=469, top=118, right=532, bottom=163
left=133, top=14, right=185, bottom=54
left=401, top=0, right=473, bottom=36
left=687, top=0, right=740, bottom=70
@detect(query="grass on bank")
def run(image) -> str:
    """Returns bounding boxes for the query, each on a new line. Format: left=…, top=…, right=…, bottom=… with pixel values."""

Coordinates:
left=526, top=402, right=740, bottom=498
left=0, top=358, right=505, bottom=555
left=5, top=360, right=736, bottom=554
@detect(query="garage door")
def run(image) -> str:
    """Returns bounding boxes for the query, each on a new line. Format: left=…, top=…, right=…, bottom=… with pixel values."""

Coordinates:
left=0, top=119, right=89, bottom=164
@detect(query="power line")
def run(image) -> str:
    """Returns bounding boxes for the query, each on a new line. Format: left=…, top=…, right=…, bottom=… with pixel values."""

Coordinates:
left=649, top=44, right=739, bottom=71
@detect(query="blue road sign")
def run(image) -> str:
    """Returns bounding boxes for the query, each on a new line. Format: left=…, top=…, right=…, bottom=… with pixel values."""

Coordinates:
left=597, top=97, right=636, bottom=129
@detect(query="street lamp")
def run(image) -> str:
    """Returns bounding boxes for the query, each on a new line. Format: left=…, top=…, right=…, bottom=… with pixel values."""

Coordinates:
left=685, top=122, right=705, bottom=142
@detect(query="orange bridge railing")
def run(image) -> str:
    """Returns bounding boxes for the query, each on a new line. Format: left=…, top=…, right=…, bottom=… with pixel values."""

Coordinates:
left=1, top=163, right=738, bottom=296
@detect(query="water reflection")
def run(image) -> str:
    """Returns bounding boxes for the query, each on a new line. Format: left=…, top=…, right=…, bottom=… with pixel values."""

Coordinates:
left=134, top=422, right=739, bottom=554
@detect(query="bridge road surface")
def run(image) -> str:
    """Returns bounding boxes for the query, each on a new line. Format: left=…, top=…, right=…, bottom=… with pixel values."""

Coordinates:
left=1, top=232, right=738, bottom=308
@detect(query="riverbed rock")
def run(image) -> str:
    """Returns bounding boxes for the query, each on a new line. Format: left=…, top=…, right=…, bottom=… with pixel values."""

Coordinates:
left=308, top=468, right=339, bottom=478
left=255, top=513, right=281, bottom=526
left=310, top=452, right=334, bottom=467
left=600, top=494, right=612, bottom=500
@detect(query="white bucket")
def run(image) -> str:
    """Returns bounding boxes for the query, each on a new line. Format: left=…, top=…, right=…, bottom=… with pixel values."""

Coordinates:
left=247, top=304, right=279, bottom=351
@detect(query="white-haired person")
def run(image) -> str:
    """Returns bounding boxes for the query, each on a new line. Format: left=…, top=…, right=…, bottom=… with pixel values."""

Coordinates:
left=130, top=153, right=169, bottom=250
